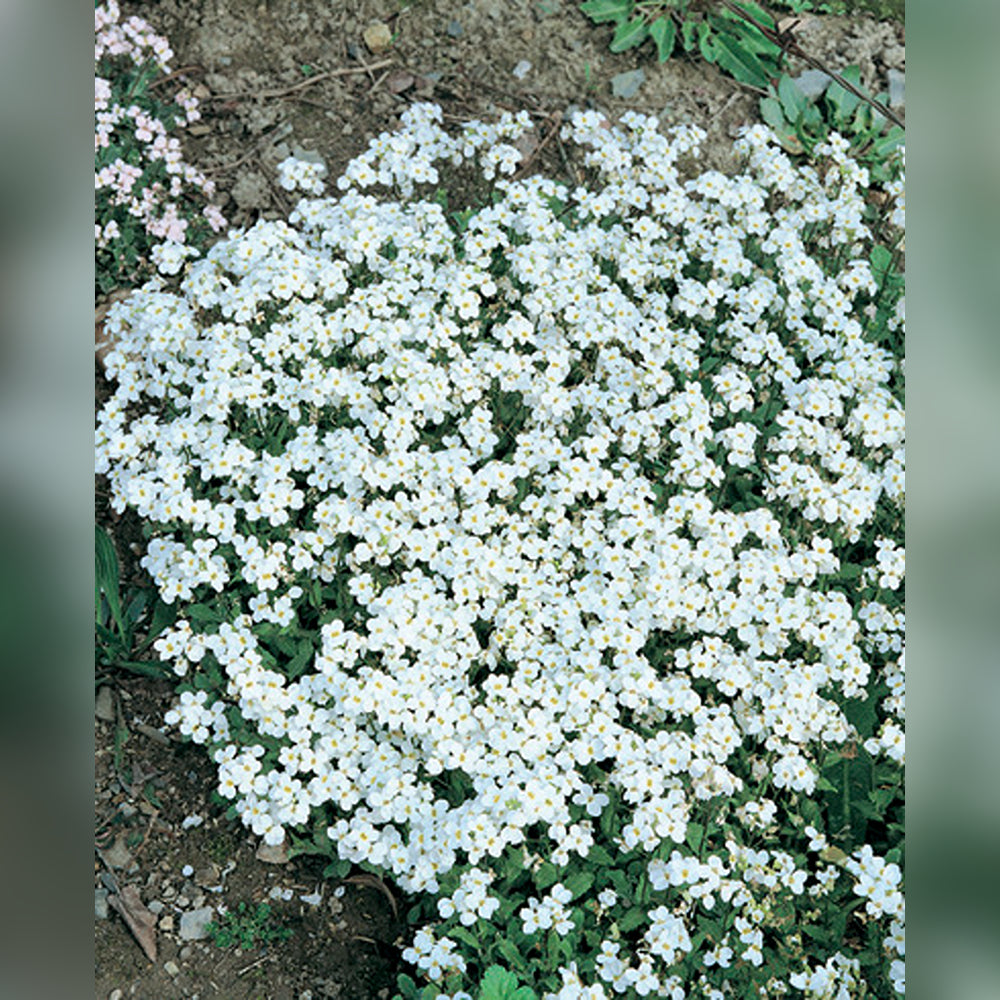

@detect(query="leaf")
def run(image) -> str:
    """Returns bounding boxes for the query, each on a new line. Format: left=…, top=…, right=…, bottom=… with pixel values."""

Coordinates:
left=580, top=0, right=632, bottom=24
left=609, top=16, right=649, bottom=53
left=680, top=18, right=697, bottom=51
left=108, top=884, right=157, bottom=962
left=686, top=821, right=705, bottom=853
left=618, top=906, right=647, bottom=933
left=649, top=17, right=676, bottom=63
left=479, top=965, right=538, bottom=1000
left=825, top=66, right=863, bottom=121
left=819, top=845, right=849, bottom=865
left=535, top=861, right=560, bottom=890
left=759, top=96, right=788, bottom=132
left=778, top=74, right=808, bottom=123
left=286, top=640, right=314, bottom=679
left=564, top=870, right=594, bottom=900
left=96, top=527, right=123, bottom=630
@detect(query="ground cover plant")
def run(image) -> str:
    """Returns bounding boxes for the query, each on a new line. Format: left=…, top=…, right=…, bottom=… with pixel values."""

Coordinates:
left=95, top=0, right=226, bottom=294
left=96, top=95, right=904, bottom=997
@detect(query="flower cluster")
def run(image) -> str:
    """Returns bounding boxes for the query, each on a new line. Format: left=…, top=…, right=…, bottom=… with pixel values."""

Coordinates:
left=96, top=105, right=904, bottom=995
left=95, top=1, right=226, bottom=291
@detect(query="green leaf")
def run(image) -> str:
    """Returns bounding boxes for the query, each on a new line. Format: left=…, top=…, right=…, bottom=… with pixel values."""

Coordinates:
left=649, top=17, right=676, bottom=63
left=825, top=66, right=863, bottom=121
left=778, top=74, right=808, bottom=123
left=95, top=527, right=123, bottom=629
left=759, top=96, right=787, bottom=132
left=564, top=870, right=594, bottom=900
left=450, top=925, right=481, bottom=949
left=494, top=938, right=525, bottom=971
left=535, top=861, right=560, bottom=890
left=686, top=821, right=705, bottom=853
left=479, top=965, right=538, bottom=1000
left=286, top=640, right=314, bottom=679
left=609, top=16, right=649, bottom=53
left=580, top=0, right=632, bottom=24
left=396, top=973, right=418, bottom=1000
left=618, top=906, right=647, bottom=933
left=680, top=18, right=697, bottom=51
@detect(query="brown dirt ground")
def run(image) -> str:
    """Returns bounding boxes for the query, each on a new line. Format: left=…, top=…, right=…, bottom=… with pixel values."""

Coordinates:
left=96, top=3, right=903, bottom=997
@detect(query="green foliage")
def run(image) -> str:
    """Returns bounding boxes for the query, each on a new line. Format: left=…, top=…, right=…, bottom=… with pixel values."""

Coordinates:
left=205, top=902, right=293, bottom=951
left=580, top=0, right=785, bottom=90
left=95, top=526, right=174, bottom=678
left=758, top=67, right=903, bottom=180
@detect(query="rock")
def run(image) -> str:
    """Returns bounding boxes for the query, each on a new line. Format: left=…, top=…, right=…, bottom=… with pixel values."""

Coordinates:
left=95, top=889, right=110, bottom=920
left=362, top=22, right=392, bottom=54
left=231, top=172, right=270, bottom=211
left=446, top=19, right=463, bottom=38
left=179, top=907, right=216, bottom=941
left=95, top=686, right=115, bottom=722
left=611, top=69, right=645, bottom=100
left=103, top=834, right=134, bottom=871
left=159, top=914, right=174, bottom=932
left=164, top=960, right=180, bottom=977
left=882, top=43, right=906, bottom=70
left=887, top=69, right=905, bottom=109
left=793, top=69, right=832, bottom=100
left=256, top=840, right=289, bottom=864
left=109, top=990, right=123, bottom=1000
left=147, top=900, right=164, bottom=915
left=512, top=60, right=532, bottom=80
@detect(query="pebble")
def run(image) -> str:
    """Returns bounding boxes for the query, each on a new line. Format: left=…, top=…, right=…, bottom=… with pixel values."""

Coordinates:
left=159, top=915, right=174, bottom=932
left=256, top=841, right=289, bottom=864
left=512, top=60, right=532, bottom=80
left=179, top=907, right=216, bottom=941
left=887, top=69, right=905, bottom=109
left=109, top=991, right=123, bottom=1000
left=611, top=69, right=645, bottom=100
left=180, top=946, right=193, bottom=960
left=95, top=889, right=109, bottom=920
left=793, top=69, right=832, bottom=100
left=164, top=960, right=180, bottom=977
left=95, top=686, right=115, bottom=722
left=362, top=22, right=393, bottom=54
left=147, top=900, right=164, bottom=915
left=446, top=19, right=463, bottom=37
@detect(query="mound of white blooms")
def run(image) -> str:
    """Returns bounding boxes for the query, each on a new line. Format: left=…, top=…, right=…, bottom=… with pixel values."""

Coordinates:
left=96, top=104, right=904, bottom=994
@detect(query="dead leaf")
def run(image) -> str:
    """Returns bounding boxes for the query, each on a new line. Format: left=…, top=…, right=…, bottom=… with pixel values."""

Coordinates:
left=385, top=71, right=415, bottom=95
left=108, top=884, right=157, bottom=962
left=187, top=123, right=212, bottom=136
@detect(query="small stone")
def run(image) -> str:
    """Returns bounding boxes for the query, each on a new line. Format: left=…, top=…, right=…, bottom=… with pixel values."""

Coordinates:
left=446, top=19, right=463, bottom=38
left=362, top=22, right=393, bottom=54
left=109, top=990, right=123, bottom=1000
left=793, top=68, right=833, bottom=100
left=95, top=686, right=114, bottom=722
left=882, top=43, right=905, bottom=70
left=180, top=946, right=193, bottom=960
left=103, top=834, right=133, bottom=871
left=887, top=69, right=905, bottom=109
left=611, top=69, right=645, bottom=100
left=256, top=840, right=289, bottom=864
left=179, top=907, right=216, bottom=941
left=159, top=914, right=174, bottom=932
left=164, top=960, right=180, bottom=977
left=147, top=900, right=164, bottom=915
left=512, top=60, right=532, bottom=80
left=95, top=889, right=110, bottom=920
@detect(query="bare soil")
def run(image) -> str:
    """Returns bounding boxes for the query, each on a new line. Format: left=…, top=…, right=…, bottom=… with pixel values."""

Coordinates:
left=96, top=3, right=904, bottom=997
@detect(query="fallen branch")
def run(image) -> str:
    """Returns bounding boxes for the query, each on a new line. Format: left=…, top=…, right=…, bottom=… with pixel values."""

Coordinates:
left=204, top=59, right=395, bottom=103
